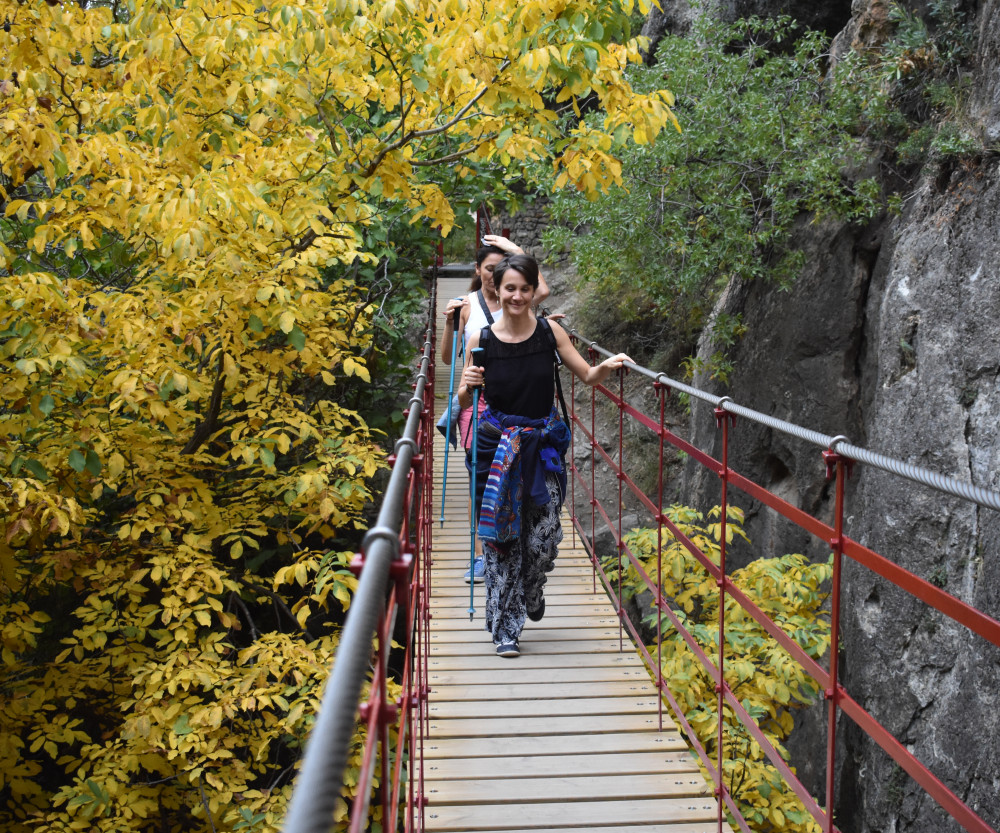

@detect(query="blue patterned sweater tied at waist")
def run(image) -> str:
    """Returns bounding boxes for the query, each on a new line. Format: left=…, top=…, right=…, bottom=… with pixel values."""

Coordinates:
left=475, top=405, right=570, bottom=546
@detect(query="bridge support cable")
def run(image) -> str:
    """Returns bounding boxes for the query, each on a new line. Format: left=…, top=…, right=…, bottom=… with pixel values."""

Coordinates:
left=562, top=327, right=1000, bottom=833
left=283, top=277, right=438, bottom=833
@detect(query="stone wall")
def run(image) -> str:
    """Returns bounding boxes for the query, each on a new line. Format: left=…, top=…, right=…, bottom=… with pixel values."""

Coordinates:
left=494, top=203, right=572, bottom=267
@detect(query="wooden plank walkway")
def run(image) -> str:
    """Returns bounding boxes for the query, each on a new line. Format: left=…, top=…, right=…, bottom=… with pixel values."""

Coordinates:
left=423, top=276, right=721, bottom=832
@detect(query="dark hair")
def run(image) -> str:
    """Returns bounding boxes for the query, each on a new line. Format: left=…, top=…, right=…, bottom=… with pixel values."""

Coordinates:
left=492, top=253, right=539, bottom=290
left=468, top=244, right=506, bottom=290
left=475, top=244, right=506, bottom=267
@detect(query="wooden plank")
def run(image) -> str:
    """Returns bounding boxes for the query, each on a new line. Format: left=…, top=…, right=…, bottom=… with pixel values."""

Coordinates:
left=442, top=825, right=719, bottom=833
left=428, top=666, right=652, bottom=686
left=427, top=713, right=665, bottom=738
left=429, top=626, right=623, bottom=644
left=430, top=602, right=614, bottom=619
left=431, top=574, right=594, bottom=586
left=427, top=652, right=644, bottom=671
left=428, top=640, right=627, bottom=656
left=431, top=587, right=600, bottom=600
left=431, top=574, right=596, bottom=585
left=431, top=681, right=655, bottom=701
left=423, top=751, right=701, bottom=780
left=427, top=773, right=711, bottom=804
left=429, top=695, right=662, bottom=720
left=423, top=797, right=719, bottom=831
left=432, top=581, right=601, bottom=595
left=431, top=615, right=619, bottom=631
left=422, top=730, right=690, bottom=759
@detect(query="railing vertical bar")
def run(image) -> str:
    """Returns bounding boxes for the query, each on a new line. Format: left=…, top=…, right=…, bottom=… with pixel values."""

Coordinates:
left=380, top=611, right=391, bottom=830
left=570, top=368, right=578, bottom=551
left=617, top=367, right=625, bottom=653
left=825, top=451, right=847, bottom=833
left=715, top=405, right=732, bottom=832
left=590, top=345, right=598, bottom=594
left=655, top=380, right=667, bottom=732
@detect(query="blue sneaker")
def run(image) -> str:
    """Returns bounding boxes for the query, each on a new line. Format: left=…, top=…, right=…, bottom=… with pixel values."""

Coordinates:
left=464, top=556, right=485, bottom=583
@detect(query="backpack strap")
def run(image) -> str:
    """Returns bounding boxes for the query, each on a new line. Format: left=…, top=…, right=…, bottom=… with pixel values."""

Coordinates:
left=476, top=290, right=495, bottom=325
left=537, top=317, right=571, bottom=428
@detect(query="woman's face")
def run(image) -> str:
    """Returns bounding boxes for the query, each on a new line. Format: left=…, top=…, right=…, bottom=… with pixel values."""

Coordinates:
left=497, top=268, right=535, bottom=314
left=477, top=253, right=505, bottom=297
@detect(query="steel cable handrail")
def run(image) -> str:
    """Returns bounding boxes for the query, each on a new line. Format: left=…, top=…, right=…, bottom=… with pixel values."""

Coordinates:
left=282, top=332, right=434, bottom=833
left=571, top=328, right=1000, bottom=513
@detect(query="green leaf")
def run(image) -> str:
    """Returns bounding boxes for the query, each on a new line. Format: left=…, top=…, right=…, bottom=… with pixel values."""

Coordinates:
left=39, top=394, right=55, bottom=417
left=208, top=132, right=223, bottom=152
left=85, top=449, right=103, bottom=476
left=52, top=150, right=69, bottom=179
left=23, top=459, right=49, bottom=481
left=259, top=446, right=275, bottom=468
left=248, top=313, right=264, bottom=333
left=69, top=449, right=87, bottom=472
left=287, top=325, right=306, bottom=351
left=173, top=714, right=193, bottom=735
left=411, top=75, right=429, bottom=93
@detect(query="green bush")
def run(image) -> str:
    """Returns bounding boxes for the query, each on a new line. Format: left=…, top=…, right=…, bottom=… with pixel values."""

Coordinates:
left=542, top=16, right=884, bottom=377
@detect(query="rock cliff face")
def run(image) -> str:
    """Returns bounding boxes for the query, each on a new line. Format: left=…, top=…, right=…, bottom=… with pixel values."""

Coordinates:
left=681, top=1, right=1000, bottom=831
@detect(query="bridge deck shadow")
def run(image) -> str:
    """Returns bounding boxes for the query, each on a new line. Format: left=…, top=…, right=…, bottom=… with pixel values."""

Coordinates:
left=424, top=276, right=724, bottom=833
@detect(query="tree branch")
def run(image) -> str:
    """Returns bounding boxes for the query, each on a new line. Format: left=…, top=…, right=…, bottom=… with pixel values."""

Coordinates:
left=182, top=350, right=226, bottom=455
left=408, top=142, right=487, bottom=167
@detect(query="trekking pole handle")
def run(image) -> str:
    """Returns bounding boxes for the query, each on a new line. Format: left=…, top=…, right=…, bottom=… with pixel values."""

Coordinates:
left=470, top=347, right=484, bottom=387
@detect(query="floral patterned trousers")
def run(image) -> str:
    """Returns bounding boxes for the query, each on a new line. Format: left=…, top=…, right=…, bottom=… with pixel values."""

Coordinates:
left=483, top=473, right=563, bottom=646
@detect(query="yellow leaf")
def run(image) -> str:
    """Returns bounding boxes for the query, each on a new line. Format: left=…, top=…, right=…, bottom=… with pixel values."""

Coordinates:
left=342, top=357, right=370, bottom=382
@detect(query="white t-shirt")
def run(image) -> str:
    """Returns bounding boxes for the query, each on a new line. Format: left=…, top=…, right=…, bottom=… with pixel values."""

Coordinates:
left=463, top=290, right=502, bottom=354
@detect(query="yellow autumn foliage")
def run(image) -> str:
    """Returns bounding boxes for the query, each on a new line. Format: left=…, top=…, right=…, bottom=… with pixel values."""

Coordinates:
left=0, top=0, right=676, bottom=829
left=621, top=507, right=832, bottom=833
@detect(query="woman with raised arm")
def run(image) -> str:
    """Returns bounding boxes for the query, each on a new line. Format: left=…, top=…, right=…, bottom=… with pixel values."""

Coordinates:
left=441, top=234, right=550, bottom=583
left=457, top=253, right=631, bottom=657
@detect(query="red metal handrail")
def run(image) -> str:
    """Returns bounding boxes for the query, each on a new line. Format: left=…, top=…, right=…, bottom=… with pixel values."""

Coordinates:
left=565, top=332, right=999, bottom=833
left=282, top=277, right=437, bottom=833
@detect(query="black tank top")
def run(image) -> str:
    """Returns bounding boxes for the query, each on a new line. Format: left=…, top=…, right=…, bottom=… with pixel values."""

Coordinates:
left=480, top=322, right=554, bottom=420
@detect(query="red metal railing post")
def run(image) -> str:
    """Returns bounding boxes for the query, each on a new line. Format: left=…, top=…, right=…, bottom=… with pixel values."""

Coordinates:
left=822, top=448, right=851, bottom=833
left=617, top=367, right=626, bottom=652
left=714, top=403, right=736, bottom=832
left=379, top=611, right=392, bottom=827
left=655, top=380, right=668, bottom=731
left=570, top=368, right=577, bottom=551
left=589, top=345, right=598, bottom=594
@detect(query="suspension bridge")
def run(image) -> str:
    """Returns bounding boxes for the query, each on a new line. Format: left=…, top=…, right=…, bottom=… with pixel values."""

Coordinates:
left=280, top=266, right=1000, bottom=833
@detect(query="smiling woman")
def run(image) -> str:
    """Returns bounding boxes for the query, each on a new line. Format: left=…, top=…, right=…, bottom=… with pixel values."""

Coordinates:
left=457, top=252, right=632, bottom=657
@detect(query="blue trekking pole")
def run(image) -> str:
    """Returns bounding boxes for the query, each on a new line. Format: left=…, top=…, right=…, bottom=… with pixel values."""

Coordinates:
left=440, top=299, right=465, bottom=526
left=468, top=346, right=484, bottom=621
